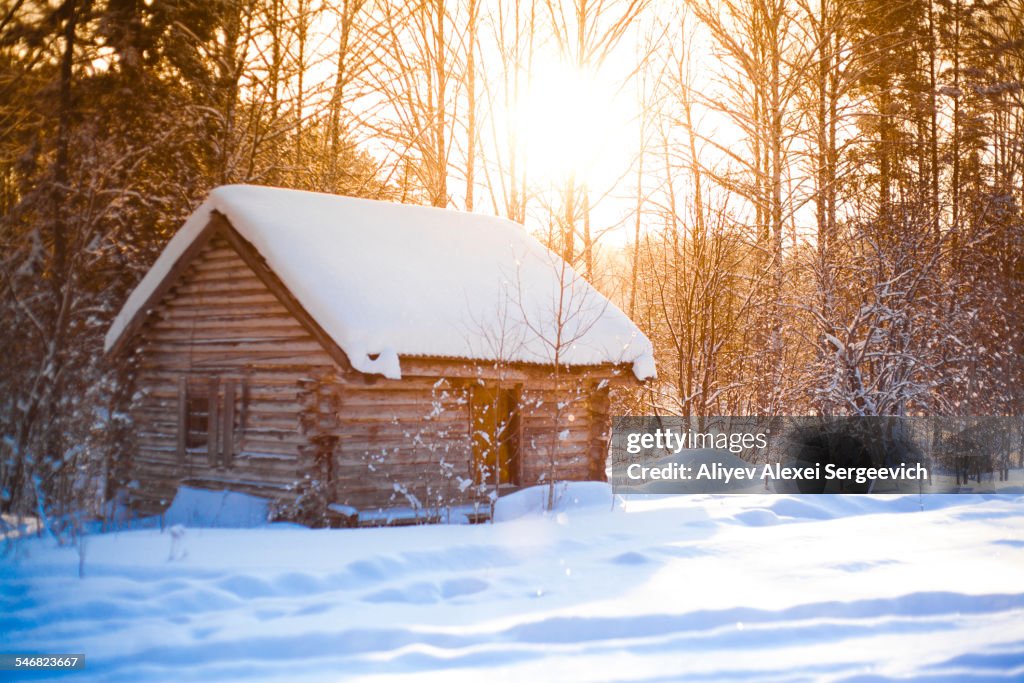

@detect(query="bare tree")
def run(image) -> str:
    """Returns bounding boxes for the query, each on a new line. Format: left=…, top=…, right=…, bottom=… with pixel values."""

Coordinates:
left=363, top=0, right=465, bottom=207
left=542, top=0, right=650, bottom=277
left=476, top=0, right=538, bottom=223
left=512, top=249, right=611, bottom=509
left=685, top=0, right=813, bottom=415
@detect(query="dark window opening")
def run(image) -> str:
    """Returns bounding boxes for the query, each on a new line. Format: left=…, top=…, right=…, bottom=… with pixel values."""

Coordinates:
left=176, top=376, right=245, bottom=469
left=186, top=392, right=210, bottom=450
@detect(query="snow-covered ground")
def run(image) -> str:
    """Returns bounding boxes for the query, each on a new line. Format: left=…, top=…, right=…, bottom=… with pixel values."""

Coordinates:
left=2, top=488, right=1024, bottom=682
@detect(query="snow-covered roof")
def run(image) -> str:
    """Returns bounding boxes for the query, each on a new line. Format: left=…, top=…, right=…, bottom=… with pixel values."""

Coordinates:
left=105, top=185, right=656, bottom=381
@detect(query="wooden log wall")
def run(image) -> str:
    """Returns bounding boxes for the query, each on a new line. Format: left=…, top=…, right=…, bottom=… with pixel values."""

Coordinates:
left=307, top=363, right=617, bottom=514
left=302, top=375, right=476, bottom=513
left=516, top=381, right=610, bottom=484
left=126, top=235, right=337, bottom=514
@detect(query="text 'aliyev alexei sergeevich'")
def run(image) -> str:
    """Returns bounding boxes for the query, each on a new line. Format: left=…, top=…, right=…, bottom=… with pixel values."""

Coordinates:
left=624, top=460, right=928, bottom=485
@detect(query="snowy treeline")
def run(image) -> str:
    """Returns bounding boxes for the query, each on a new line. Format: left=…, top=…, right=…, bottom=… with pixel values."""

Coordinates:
left=2, top=1, right=1023, bottom=529
left=625, top=0, right=1024, bottom=421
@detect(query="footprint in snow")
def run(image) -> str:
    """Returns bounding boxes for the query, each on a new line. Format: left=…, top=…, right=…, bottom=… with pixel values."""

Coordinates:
left=440, top=577, right=488, bottom=599
left=610, top=551, right=650, bottom=566
left=362, top=578, right=489, bottom=604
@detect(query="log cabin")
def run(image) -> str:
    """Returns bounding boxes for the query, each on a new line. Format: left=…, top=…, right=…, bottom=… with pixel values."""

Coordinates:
left=105, top=185, right=655, bottom=525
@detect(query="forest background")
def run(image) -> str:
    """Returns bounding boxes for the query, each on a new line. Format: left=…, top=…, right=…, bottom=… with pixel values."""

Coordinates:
left=1, top=0, right=1022, bottom=523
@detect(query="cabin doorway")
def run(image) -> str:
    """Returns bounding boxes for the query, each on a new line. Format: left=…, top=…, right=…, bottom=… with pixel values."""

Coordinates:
left=470, top=385, right=520, bottom=487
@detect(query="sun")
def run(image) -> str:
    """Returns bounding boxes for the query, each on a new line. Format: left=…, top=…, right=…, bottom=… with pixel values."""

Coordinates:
left=518, top=62, right=636, bottom=188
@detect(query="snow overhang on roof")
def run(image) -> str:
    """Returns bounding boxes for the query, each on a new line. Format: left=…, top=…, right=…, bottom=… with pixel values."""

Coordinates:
left=105, top=185, right=657, bottom=381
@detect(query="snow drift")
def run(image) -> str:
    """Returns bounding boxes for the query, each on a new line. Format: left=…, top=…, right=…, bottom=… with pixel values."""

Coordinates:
left=3, top=490, right=1023, bottom=681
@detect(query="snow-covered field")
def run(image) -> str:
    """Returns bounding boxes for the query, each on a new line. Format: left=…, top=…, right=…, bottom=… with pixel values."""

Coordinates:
left=2, top=488, right=1024, bottom=682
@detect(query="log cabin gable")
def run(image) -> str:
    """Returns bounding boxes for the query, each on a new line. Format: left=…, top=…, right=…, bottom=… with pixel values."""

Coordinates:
left=107, top=211, right=359, bottom=377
